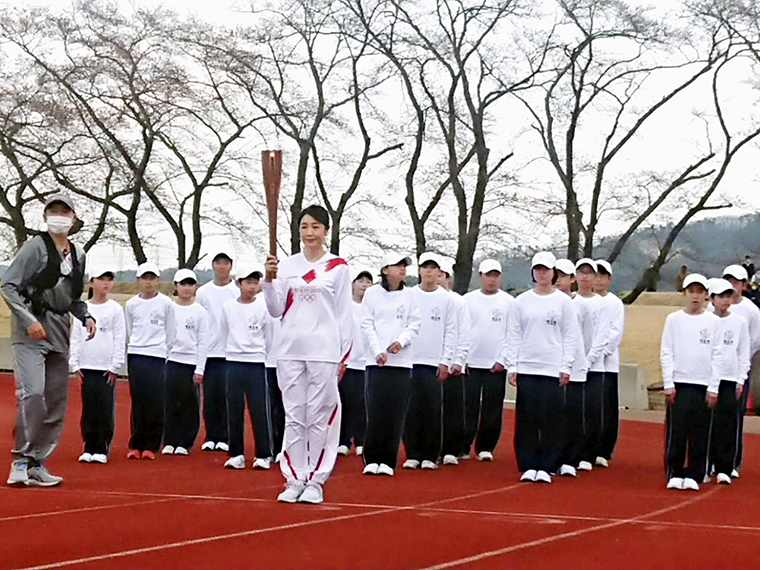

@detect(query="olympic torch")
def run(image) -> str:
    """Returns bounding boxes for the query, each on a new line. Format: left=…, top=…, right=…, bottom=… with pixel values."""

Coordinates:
left=262, top=150, right=282, bottom=257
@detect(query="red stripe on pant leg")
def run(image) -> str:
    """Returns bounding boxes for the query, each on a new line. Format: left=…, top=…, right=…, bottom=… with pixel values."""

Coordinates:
left=328, top=404, right=339, bottom=426
left=284, top=450, right=298, bottom=480
left=309, top=449, right=326, bottom=481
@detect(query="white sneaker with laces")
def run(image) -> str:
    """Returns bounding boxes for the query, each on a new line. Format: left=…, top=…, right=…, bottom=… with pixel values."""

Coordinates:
left=402, top=459, right=420, bottom=470
left=667, top=477, right=684, bottom=490
left=253, top=457, right=271, bottom=470
left=26, top=464, right=63, bottom=487
left=731, top=469, right=740, bottom=478
left=278, top=481, right=305, bottom=503
left=298, top=483, right=324, bottom=504
left=442, top=454, right=459, bottom=465
left=355, top=446, right=363, bottom=456
left=174, top=447, right=189, bottom=456
left=520, top=469, right=537, bottom=482
left=535, top=470, right=552, bottom=483
left=421, top=460, right=437, bottom=470
left=337, top=445, right=350, bottom=456
left=90, top=454, right=108, bottom=464
left=477, top=451, right=494, bottom=462
left=161, top=445, right=175, bottom=455
left=78, top=453, right=93, bottom=463
left=577, top=461, right=593, bottom=471
left=224, top=455, right=246, bottom=469
left=215, top=442, right=229, bottom=452
left=377, top=464, right=394, bottom=476
left=595, top=457, right=609, bottom=468
left=7, top=459, right=29, bottom=486
left=201, top=441, right=215, bottom=451
left=682, top=478, right=699, bottom=491
left=717, top=473, right=732, bottom=485
left=559, top=464, right=577, bottom=477
left=363, top=463, right=379, bottom=475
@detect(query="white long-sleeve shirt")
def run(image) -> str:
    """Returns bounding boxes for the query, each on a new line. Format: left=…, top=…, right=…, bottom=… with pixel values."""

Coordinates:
left=714, top=312, right=751, bottom=385
left=195, top=280, right=239, bottom=359
left=569, top=294, right=590, bottom=382
left=449, top=291, right=472, bottom=370
left=600, top=292, right=625, bottom=374
left=167, top=302, right=210, bottom=375
left=412, top=286, right=457, bottom=367
left=126, top=293, right=175, bottom=359
left=464, top=289, right=513, bottom=370
left=729, top=298, right=760, bottom=356
left=578, top=293, right=606, bottom=373
left=660, top=310, right=723, bottom=393
left=361, top=284, right=422, bottom=369
left=262, top=252, right=352, bottom=364
left=220, top=295, right=270, bottom=363
left=346, top=300, right=368, bottom=371
left=69, top=299, right=126, bottom=374
left=504, top=289, right=577, bottom=378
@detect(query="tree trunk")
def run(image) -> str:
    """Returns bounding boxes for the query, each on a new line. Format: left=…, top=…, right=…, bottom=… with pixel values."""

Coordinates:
left=290, top=141, right=311, bottom=255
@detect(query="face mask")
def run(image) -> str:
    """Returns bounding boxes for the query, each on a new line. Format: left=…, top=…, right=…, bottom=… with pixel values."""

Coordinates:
left=45, top=215, right=74, bottom=235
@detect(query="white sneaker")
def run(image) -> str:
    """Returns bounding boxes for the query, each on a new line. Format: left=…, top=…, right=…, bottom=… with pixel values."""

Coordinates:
left=355, top=446, right=363, bottom=456
left=26, top=464, right=63, bottom=487
left=215, top=442, right=229, bottom=452
left=337, top=445, right=350, bottom=456
left=535, top=470, right=552, bottom=483
left=174, top=447, right=188, bottom=456
left=703, top=474, right=711, bottom=484
left=477, top=451, right=494, bottom=462
left=224, top=455, right=246, bottom=469
left=161, top=445, right=175, bottom=455
left=731, top=469, right=740, bottom=478
left=595, top=457, right=609, bottom=468
left=201, top=441, right=215, bottom=451
left=7, top=459, right=29, bottom=486
left=559, top=464, right=577, bottom=477
left=253, top=457, right=271, bottom=470
left=421, top=460, right=438, bottom=470
left=278, top=481, right=305, bottom=503
left=275, top=452, right=283, bottom=464
left=90, top=454, right=108, bottom=464
left=298, top=483, right=324, bottom=504
left=717, top=473, right=732, bottom=485
left=667, top=477, right=684, bottom=490
left=402, top=459, right=420, bottom=470
left=363, top=463, right=379, bottom=475
left=377, top=463, right=394, bottom=476
left=577, top=461, right=593, bottom=471
left=442, top=454, right=459, bottom=466
left=78, top=453, right=92, bottom=463
left=520, top=469, right=537, bottom=482
left=682, top=478, right=699, bottom=491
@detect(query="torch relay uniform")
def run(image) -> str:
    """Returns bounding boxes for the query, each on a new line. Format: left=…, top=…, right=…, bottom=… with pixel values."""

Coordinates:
left=263, top=252, right=352, bottom=495
left=69, top=299, right=126, bottom=457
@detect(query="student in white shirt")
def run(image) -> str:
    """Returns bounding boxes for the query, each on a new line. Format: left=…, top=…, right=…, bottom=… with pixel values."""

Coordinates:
left=661, top=274, right=723, bottom=491
left=69, top=268, right=126, bottom=464
left=436, top=258, right=471, bottom=465
left=195, top=252, right=238, bottom=453
left=555, top=259, right=587, bottom=478
left=361, top=253, right=421, bottom=476
left=337, top=269, right=373, bottom=457
left=403, top=253, right=457, bottom=471
left=721, top=264, right=760, bottom=475
left=708, top=279, right=751, bottom=484
left=263, top=205, right=352, bottom=504
left=220, top=267, right=274, bottom=470
left=162, top=269, right=210, bottom=456
left=265, top=308, right=285, bottom=460
left=463, top=259, right=513, bottom=461
left=505, top=252, right=577, bottom=484
left=594, top=259, right=625, bottom=468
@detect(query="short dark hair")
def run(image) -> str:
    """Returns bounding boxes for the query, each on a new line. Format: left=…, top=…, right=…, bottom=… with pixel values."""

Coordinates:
left=298, top=205, right=330, bottom=229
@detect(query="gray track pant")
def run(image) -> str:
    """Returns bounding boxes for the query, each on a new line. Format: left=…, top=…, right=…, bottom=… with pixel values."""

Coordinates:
left=12, top=342, right=70, bottom=462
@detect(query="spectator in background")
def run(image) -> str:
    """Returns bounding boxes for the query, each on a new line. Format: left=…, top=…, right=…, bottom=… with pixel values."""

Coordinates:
left=675, top=265, right=689, bottom=292
left=743, top=256, right=755, bottom=284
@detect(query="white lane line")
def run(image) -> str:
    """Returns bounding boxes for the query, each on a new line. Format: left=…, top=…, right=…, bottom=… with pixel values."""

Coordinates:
left=416, top=487, right=721, bottom=570
left=13, top=483, right=524, bottom=570
left=0, top=498, right=181, bottom=523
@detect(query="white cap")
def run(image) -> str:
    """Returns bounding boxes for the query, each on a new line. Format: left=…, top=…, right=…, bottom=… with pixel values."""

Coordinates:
left=531, top=251, right=556, bottom=269
left=683, top=273, right=708, bottom=290
left=723, top=264, right=748, bottom=282
left=381, top=252, right=412, bottom=269
left=555, top=259, right=576, bottom=276
left=710, top=278, right=734, bottom=296
left=478, top=259, right=502, bottom=274
left=235, top=264, right=264, bottom=281
left=439, top=258, right=454, bottom=277
left=88, top=266, right=116, bottom=279
left=575, top=258, right=597, bottom=272
left=596, top=260, right=613, bottom=275
left=173, top=268, right=197, bottom=283
left=418, top=252, right=441, bottom=268
left=136, top=262, right=160, bottom=278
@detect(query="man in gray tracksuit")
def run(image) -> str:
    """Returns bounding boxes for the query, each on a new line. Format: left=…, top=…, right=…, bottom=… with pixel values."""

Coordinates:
left=1, top=193, right=96, bottom=487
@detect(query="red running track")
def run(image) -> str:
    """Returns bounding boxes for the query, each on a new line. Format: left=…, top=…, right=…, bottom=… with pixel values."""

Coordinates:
left=0, top=374, right=758, bottom=569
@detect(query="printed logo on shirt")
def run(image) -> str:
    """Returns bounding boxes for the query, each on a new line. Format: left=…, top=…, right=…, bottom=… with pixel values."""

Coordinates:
left=430, top=306, right=442, bottom=322
left=545, top=310, right=558, bottom=327
left=248, top=316, right=262, bottom=332
left=98, top=316, right=110, bottom=333
left=294, top=286, right=318, bottom=303
left=396, top=305, right=406, bottom=320
left=723, top=330, right=735, bottom=346
left=150, top=310, right=164, bottom=326
left=699, top=328, right=711, bottom=345
left=491, top=309, right=502, bottom=323
left=184, top=317, right=196, bottom=331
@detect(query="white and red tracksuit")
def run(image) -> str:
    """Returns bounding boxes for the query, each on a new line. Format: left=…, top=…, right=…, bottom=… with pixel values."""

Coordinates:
left=262, top=252, right=352, bottom=486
